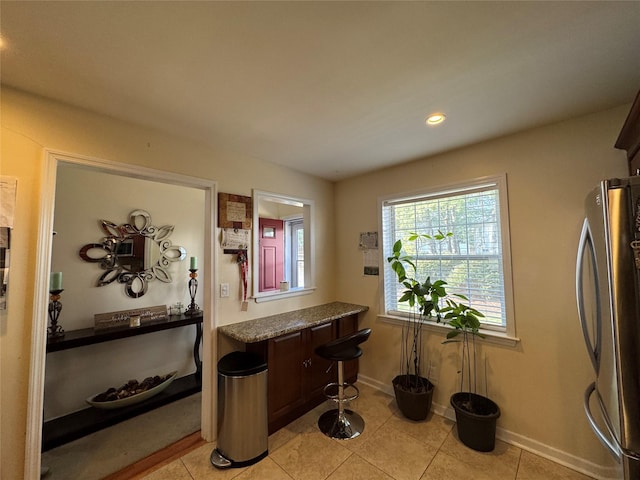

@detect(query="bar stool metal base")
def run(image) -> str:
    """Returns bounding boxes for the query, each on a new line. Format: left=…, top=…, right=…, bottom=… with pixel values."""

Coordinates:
left=318, top=408, right=365, bottom=439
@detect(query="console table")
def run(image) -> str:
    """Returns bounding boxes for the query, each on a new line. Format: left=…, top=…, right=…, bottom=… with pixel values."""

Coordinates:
left=42, top=313, right=203, bottom=452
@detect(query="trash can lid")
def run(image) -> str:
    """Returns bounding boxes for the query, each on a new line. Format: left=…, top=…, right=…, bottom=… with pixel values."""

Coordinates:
left=218, top=351, right=267, bottom=376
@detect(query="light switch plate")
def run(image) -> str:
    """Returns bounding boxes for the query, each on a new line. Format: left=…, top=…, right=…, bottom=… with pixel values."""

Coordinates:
left=220, top=283, right=229, bottom=298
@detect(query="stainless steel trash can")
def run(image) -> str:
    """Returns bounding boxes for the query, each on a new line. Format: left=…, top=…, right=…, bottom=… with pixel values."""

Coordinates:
left=210, top=351, right=268, bottom=469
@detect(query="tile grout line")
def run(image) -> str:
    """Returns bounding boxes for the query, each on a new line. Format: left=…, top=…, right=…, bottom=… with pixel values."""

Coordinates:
left=351, top=451, right=396, bottom=480
left=179, top=457, right=196, bottom=480
left=323, top=449, right=355, bottom=480
left=513, top=448, right=523, bottom=480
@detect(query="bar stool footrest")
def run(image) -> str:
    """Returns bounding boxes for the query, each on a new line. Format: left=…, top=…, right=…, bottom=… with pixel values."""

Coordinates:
left=322, top=382, right=359, bottom=403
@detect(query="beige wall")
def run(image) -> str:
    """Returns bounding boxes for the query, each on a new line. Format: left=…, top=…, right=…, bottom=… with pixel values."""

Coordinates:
left=334, top=104, right=630, bottom=473
left=0, top=87, right=336, bottom=479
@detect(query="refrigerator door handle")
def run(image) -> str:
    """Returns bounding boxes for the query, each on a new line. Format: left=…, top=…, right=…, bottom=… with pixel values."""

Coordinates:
left=576, top=219, right=601, bottom=373
left=584, top=382, right=622, bottom=461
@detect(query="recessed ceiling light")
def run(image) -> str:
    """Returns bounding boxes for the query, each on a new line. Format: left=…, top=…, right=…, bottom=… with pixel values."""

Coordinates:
left=426, top=113, right=446, bottom=125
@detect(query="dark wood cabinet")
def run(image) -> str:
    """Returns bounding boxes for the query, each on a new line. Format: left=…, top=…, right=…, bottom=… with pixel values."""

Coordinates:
left=267, top=330, right=307, bottom=422
left=307, top=322, right=338, bottom=400
left=616, top=89, right=640, bottom=175
left=337, top=314, right=359, bottom=382
left=246, top=314, right=359, bottom=433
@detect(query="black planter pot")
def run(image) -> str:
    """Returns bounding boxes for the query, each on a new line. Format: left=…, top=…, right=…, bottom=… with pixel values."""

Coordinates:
left=450, top=392, right=500, bottom=452
left=392, top=375, right=434, bottom=421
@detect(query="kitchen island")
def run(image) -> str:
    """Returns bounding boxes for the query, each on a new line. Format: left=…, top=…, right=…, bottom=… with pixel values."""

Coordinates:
left=218, top=301, right=368, bottom=433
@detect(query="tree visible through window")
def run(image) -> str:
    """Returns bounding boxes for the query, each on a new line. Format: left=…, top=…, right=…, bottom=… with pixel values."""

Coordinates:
left=381, top=175, right=513, bottom=330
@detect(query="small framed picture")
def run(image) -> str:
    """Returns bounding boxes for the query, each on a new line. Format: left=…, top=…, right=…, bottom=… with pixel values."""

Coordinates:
left=218, top=193, right=252, bottom=229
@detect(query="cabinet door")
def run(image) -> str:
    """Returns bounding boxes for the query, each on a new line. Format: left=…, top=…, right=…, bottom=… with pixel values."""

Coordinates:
left=267, top=331, right=306, bottom=420
left=631, top=149, right=640, bottom=177
left=338, top=315, right=359, bottom=382
left=307, top=322, right=337, bottom=399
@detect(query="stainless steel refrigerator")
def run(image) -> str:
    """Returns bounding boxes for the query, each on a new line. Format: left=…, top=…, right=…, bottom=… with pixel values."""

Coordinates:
left=577, top=176, right=640, bottom=479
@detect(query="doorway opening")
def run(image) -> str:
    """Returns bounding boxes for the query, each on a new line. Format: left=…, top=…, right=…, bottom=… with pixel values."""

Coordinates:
left=26, top=150, right=216, bottom=480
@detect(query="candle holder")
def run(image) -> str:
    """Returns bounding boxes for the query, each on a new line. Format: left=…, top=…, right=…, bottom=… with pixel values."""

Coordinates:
left=48, top=289, right=65, bottom=338
left=185, top=269, right=202, bottom=316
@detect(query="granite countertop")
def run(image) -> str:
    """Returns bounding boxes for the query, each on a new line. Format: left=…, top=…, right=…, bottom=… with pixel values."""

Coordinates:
left=218, top=301, right=369, bottom=343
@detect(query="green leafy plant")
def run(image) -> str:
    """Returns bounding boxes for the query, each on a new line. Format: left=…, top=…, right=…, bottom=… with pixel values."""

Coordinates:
left=442, top=297, right=487, bottom=409
left=386, top=231, right=451, bottom=392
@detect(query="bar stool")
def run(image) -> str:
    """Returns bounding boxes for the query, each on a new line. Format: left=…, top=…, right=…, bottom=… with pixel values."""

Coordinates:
left=315, top=328, right=371, bottom=439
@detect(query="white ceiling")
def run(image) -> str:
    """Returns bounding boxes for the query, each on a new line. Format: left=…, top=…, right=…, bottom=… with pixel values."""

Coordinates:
left=2, top=1, right=640, bottom=181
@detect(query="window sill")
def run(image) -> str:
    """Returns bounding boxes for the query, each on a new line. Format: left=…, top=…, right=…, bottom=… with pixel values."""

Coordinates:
left=252, top=287, right=316, bottom=303
left=377, top=314, right=520, bottom=348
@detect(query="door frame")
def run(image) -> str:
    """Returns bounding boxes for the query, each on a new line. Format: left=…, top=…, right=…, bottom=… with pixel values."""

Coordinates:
left=25, top=149, right=217, bottom=479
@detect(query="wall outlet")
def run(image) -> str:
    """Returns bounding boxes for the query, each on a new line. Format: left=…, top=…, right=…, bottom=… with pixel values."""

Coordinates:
left=220, top=283, right=229, bottom=298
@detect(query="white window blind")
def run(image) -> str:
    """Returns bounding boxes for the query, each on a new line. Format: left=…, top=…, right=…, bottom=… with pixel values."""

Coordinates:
left=382, top=177, right=512, bottom=329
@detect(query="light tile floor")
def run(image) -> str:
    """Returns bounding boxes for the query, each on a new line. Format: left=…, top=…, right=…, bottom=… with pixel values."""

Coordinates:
left=142, top=383, right=594, bottom=480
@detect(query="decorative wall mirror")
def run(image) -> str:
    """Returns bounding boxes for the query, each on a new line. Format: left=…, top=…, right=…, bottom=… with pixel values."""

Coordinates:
left=79, top=209, right=186, bottom=298
left=252, top=190, right=315, bottom=301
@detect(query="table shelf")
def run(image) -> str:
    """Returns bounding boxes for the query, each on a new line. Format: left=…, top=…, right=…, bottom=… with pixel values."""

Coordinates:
left=42, top=374, right=201, bottom=452
left=46, top=313, right=203, bottom=352
left=43, top=312, right=204, bottom=450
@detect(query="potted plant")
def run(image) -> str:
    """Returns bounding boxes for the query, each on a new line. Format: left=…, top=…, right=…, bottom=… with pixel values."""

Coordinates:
left=386, top=232, right=449, bottom=421
left=442, top=299, right=501, bottom=451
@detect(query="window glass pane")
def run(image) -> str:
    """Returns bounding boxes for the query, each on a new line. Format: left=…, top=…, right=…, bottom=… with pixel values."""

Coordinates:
left=296, top=226, right=304, bottom=288
left=288, top=219, right=305, bottom=288
left=382, top=180, right=508, bottom=328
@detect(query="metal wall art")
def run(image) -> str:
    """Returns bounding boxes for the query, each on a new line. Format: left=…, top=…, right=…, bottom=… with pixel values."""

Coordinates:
left=79, top=210, right=186, bottom=298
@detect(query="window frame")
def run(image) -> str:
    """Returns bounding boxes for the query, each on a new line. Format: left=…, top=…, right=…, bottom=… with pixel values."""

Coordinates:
left=285, top=217, right=305, bottom=288
left=377, top=174, right=518, bottom=346
left=252, top=190, right=316, bottom=302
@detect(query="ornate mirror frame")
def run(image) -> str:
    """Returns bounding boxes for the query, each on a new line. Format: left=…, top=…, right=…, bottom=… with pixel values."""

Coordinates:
left=79, top=209, right=186, bottom=298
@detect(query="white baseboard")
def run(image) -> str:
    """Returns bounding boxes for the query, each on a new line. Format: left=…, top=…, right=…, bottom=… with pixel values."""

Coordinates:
left=358, top=374, right=394, bottom=396
left=358, top=375, right=617, bottom=480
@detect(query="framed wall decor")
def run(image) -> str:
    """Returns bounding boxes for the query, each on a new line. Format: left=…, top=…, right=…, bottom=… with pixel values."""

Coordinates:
left=221, top=228, right=250, bottom=253
left=0, top=228, right=10, bottom=309
left=0, top=176, right=17, bottom=310
left=218, top=193, right=252, bottom=229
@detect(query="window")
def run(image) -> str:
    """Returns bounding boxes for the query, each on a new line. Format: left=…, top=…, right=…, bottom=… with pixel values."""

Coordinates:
left=381, top=175, right=514, bottom=336
left=252, top=190, right=315, bottom=302
left=285, top=217, right=305, bottom=288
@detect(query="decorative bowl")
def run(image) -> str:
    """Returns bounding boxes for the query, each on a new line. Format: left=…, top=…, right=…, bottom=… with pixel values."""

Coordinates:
left=86, top=371, right=178, bottom=410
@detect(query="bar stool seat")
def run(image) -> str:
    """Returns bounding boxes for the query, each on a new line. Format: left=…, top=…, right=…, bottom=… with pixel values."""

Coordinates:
left=315, top=328, right=371, bottom=439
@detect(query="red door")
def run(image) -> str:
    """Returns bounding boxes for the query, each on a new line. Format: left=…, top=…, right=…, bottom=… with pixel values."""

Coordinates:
left=259, top=218, right=284, bottom=292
